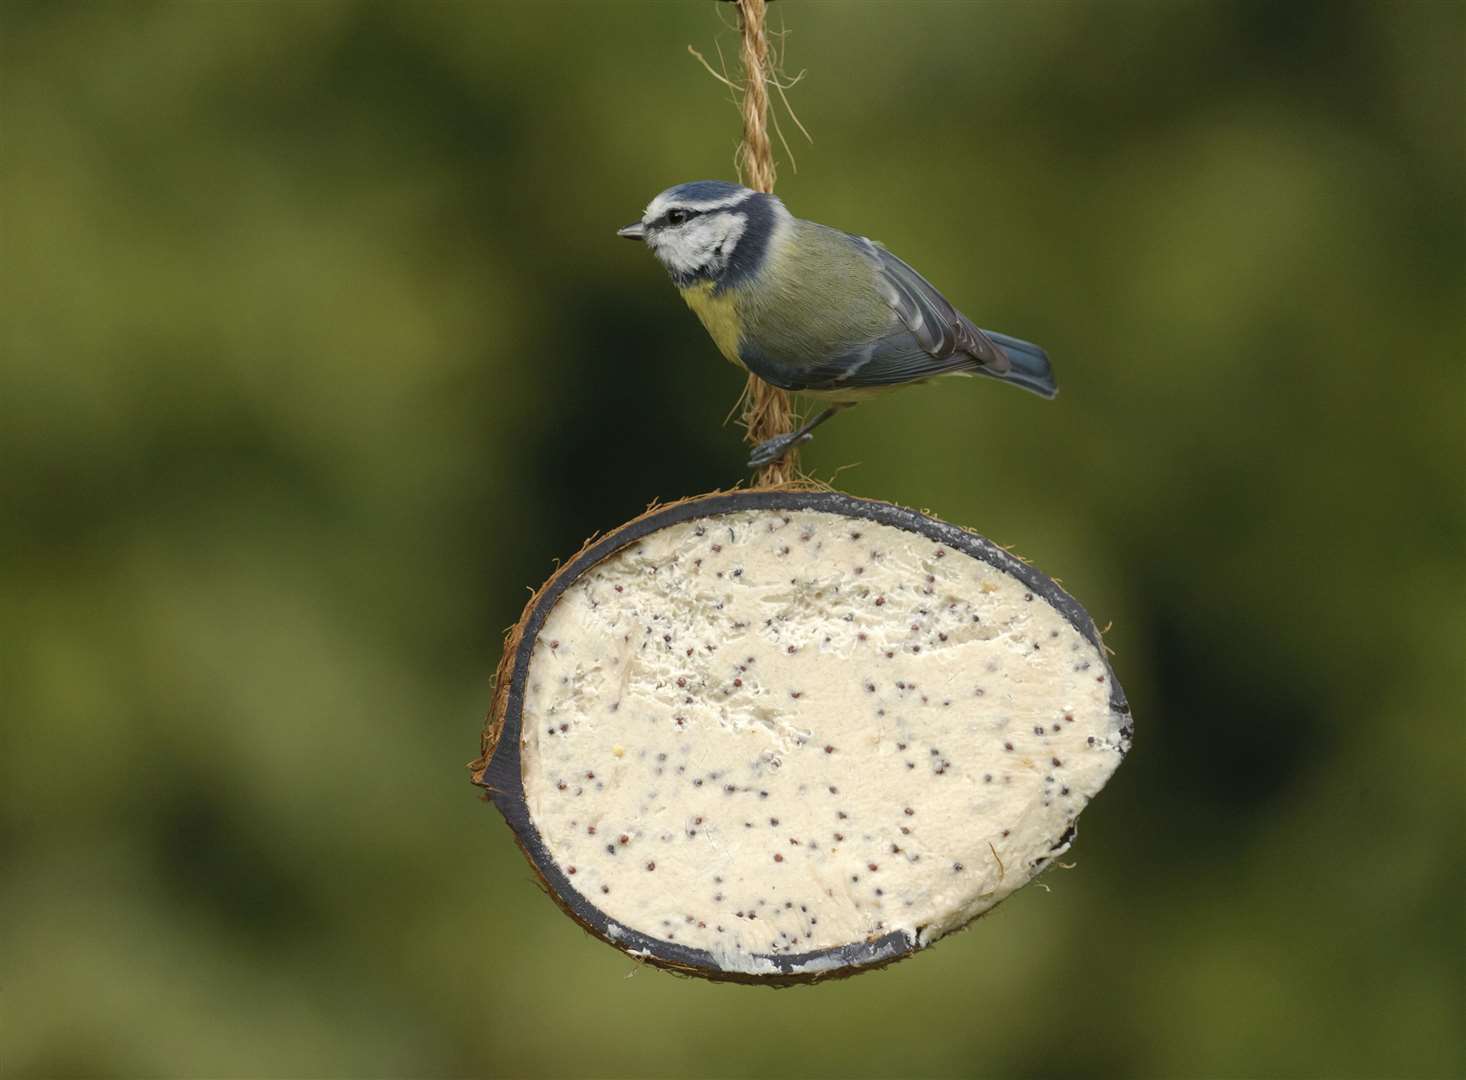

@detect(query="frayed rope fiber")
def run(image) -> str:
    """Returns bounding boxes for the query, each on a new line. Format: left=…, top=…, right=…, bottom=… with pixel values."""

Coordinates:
left=731, top=0, right=799, bottom=486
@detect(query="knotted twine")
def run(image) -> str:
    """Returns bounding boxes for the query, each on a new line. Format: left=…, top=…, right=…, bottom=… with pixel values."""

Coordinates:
left=730, top=0, right=799, bottom=486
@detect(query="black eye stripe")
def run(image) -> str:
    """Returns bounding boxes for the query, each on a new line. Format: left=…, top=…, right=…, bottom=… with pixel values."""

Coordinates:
left=658, top=207, right=703, bottom=228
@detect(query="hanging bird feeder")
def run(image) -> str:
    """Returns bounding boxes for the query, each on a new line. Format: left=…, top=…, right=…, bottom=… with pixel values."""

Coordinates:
left=471, top=0, right=1131, bottom=985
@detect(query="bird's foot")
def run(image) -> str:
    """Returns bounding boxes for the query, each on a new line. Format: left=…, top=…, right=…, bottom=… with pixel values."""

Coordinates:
left=748, top=432, right=813, bottom=469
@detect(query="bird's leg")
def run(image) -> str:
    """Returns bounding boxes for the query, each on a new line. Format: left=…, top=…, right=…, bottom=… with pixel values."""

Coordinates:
left=747, top=405, right=848, bottom=468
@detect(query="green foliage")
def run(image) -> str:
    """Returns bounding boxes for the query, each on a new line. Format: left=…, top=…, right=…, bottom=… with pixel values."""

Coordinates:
left=2, top=3, right=1462, bottom=1077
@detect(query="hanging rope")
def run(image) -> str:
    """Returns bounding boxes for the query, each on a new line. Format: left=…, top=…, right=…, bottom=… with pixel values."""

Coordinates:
left=730, top=0, right=798, bottom=486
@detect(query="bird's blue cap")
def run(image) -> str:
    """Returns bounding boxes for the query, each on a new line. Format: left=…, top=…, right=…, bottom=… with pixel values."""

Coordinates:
left=662, top=180, right=750, bottom=204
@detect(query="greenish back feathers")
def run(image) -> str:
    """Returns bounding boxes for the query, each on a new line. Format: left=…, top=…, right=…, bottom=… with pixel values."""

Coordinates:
left=740, top=222, right=895, bottom=366
left=681, top=222, right=895, bottom=385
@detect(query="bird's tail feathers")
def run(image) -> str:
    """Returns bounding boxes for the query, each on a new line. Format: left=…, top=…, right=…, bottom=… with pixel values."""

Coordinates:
left=976, top=328, right=1058, bottom=399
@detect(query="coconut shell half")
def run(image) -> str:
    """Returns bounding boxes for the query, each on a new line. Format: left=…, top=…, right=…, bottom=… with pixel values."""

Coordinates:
left=472, top=489, right=1131, bottom=985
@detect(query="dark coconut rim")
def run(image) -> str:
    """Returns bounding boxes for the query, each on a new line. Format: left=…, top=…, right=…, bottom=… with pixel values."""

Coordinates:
left=473, top=489, right=1130, bottom=985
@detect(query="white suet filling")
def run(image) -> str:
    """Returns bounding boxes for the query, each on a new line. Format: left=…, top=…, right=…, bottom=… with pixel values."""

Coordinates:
left=519, top=509, right=1127, bottom=968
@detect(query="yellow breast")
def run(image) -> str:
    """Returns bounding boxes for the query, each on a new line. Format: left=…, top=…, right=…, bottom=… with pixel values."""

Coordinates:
left=678, top=281, right=743, bottom=368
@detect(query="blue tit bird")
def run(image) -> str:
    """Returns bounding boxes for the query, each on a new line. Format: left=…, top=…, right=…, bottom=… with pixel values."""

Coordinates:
left=618, top=180, right=1057, bottom=468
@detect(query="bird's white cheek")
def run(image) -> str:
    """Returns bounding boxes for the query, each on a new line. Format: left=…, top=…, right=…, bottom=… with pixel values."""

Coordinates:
left=648, top=214, right=745, bottom=277
left=656, top=234, right=710, bottom=276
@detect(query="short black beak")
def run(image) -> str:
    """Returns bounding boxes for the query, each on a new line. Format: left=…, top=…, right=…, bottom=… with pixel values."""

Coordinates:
left=617, top=222, right=646, bottom=241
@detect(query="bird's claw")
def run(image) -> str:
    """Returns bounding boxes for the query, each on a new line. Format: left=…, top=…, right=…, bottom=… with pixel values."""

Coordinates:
left=748, top=432, right=813, bottom=469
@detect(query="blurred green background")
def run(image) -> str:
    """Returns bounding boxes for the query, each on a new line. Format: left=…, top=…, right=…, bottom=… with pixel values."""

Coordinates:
left=3, top=2, right=1462, bottom=1077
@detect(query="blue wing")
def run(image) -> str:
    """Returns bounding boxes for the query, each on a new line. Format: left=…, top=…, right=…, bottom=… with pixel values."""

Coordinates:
left=737, top=230, right=1056, bottom=398
left=780, top=237, right=1019, bottom=392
